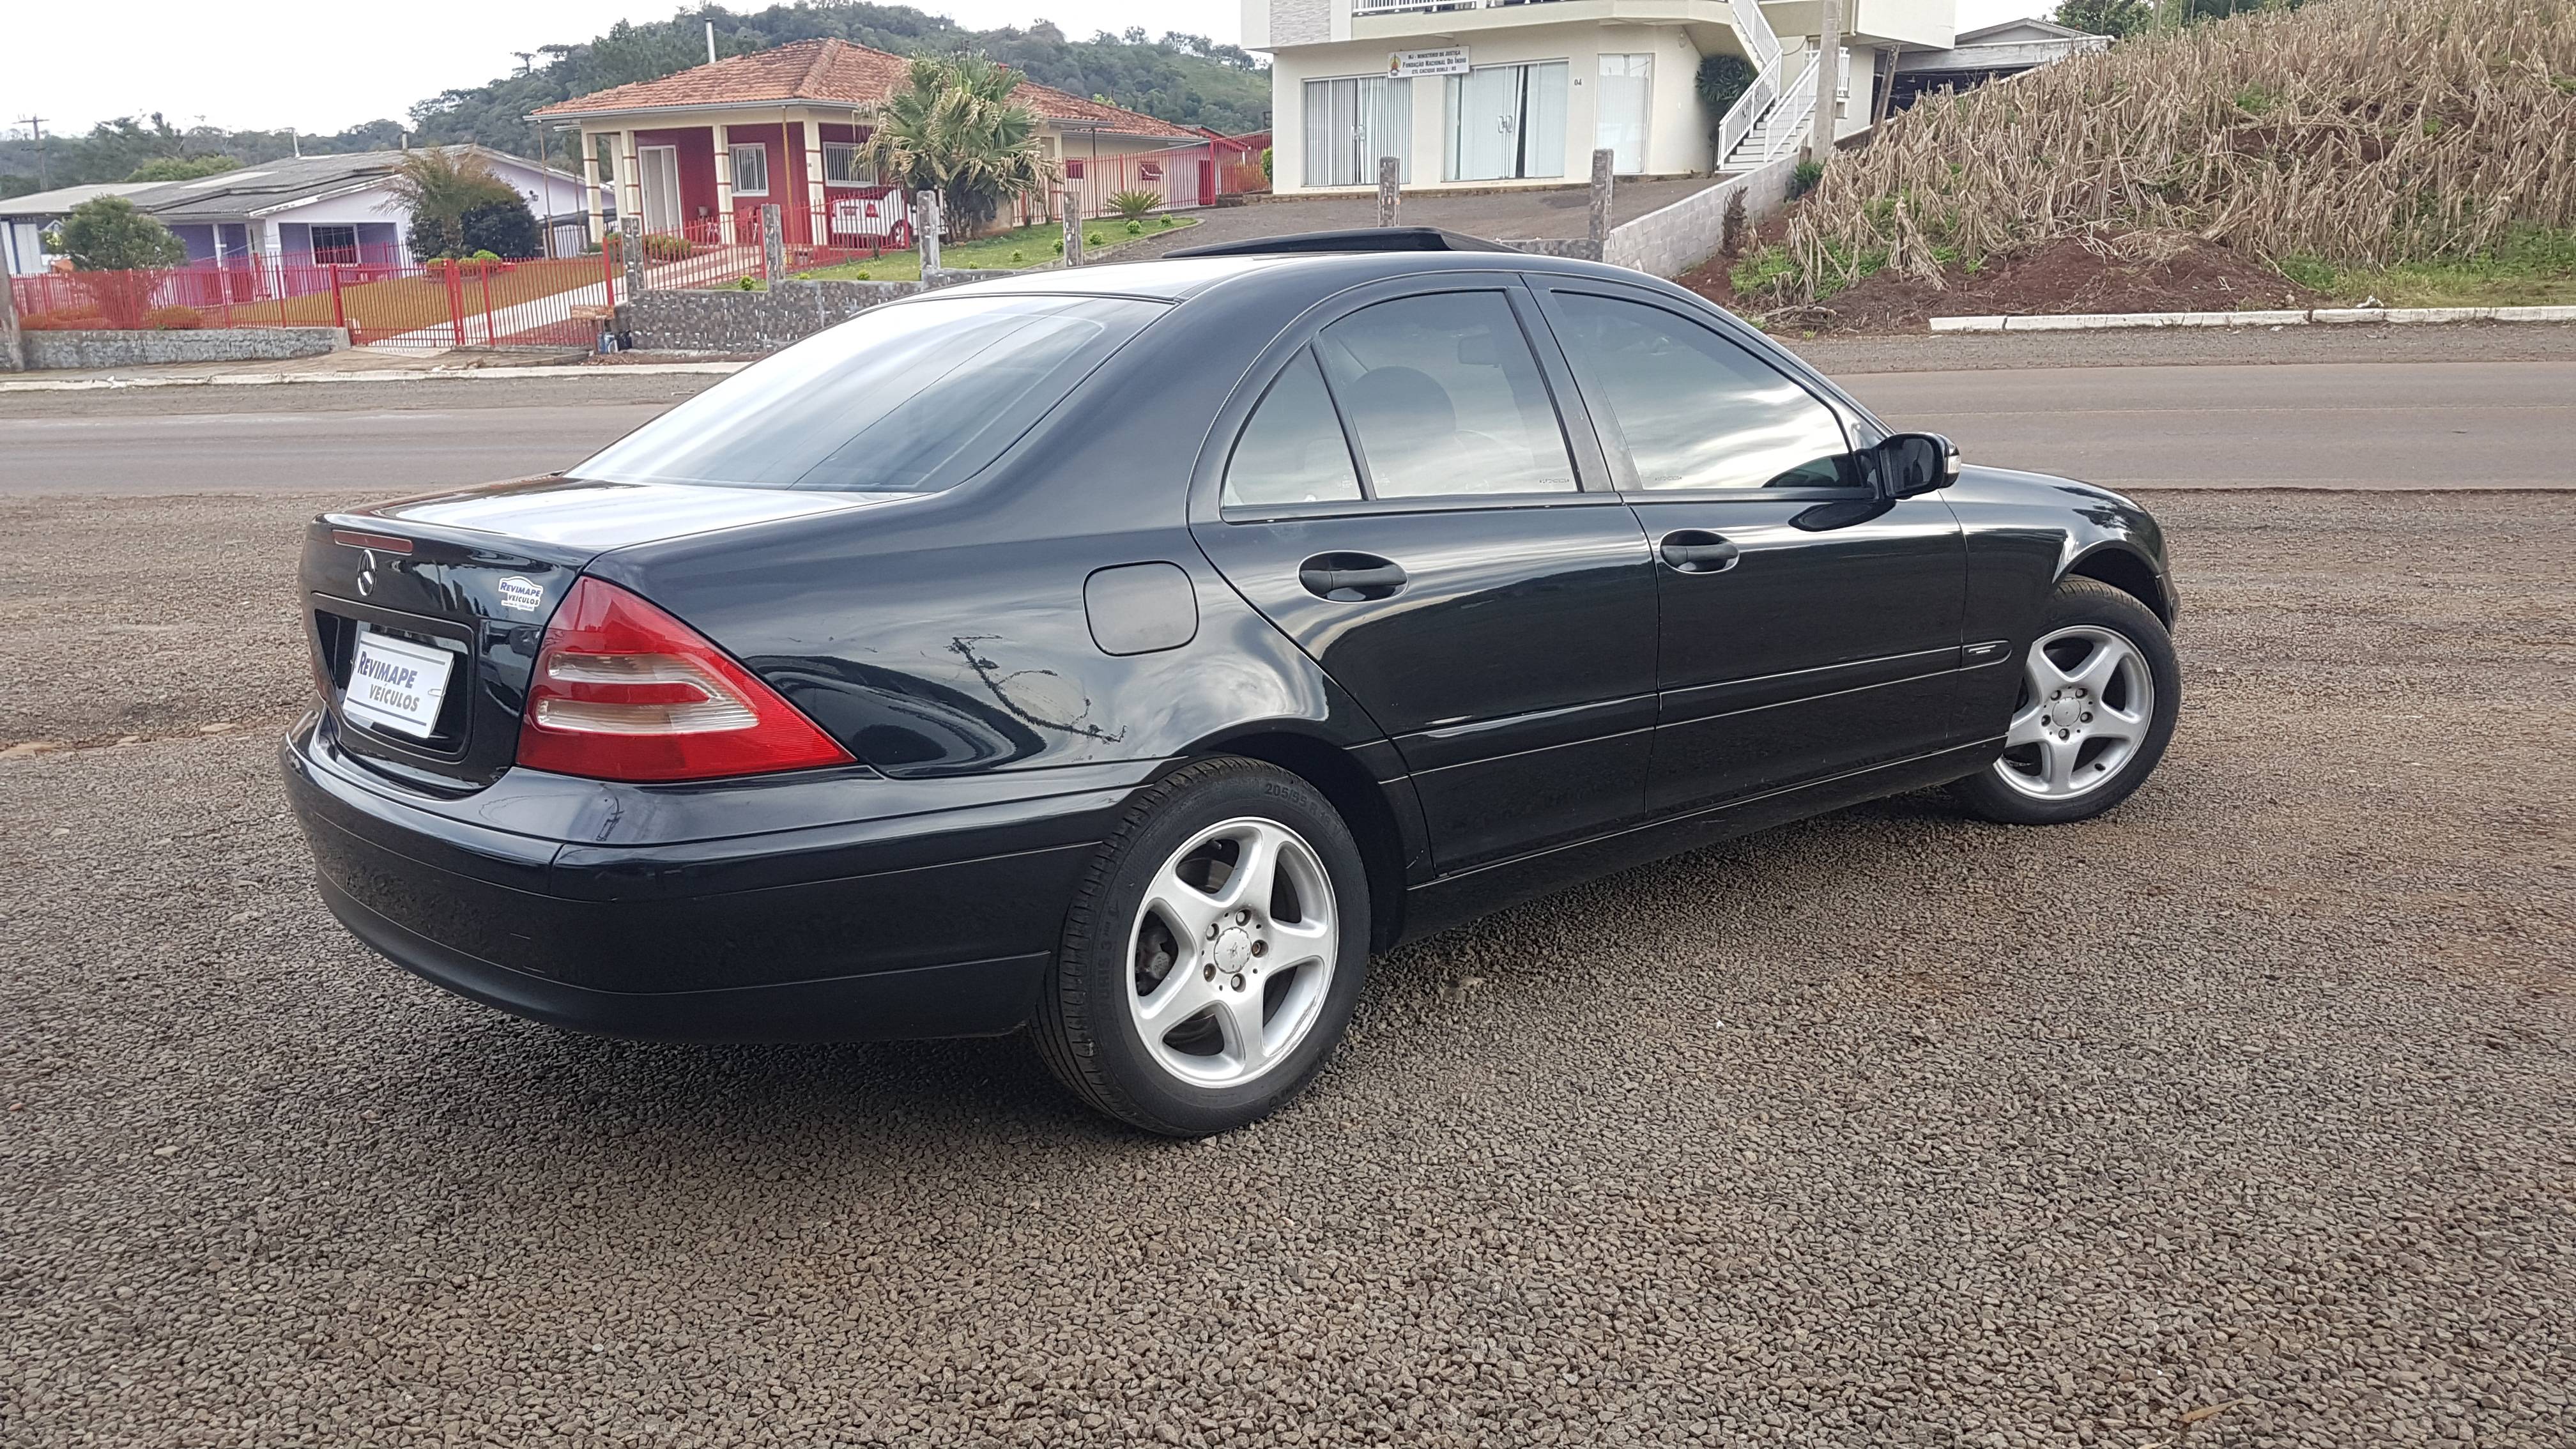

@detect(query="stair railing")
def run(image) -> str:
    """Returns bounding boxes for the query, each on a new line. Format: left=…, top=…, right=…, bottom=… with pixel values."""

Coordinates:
left=1715, top=0, right=1788, bottom=169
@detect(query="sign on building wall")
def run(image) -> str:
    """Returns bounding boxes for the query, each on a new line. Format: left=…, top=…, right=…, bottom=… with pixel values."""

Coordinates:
left=1388, top=47, right=1471, bottom=79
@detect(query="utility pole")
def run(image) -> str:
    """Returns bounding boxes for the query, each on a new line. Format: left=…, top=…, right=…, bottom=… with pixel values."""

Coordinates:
left=17, top=116, right=47, bottom=188
left=1806, top=0, right=1843, bottom=166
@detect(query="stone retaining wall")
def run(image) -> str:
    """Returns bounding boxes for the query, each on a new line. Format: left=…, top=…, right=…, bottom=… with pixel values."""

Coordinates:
left=22, top=326, right=347, bottom=371
left=621, top=267, right=1047, bottom=353
left=1601, top=155, right=1801, bottom=280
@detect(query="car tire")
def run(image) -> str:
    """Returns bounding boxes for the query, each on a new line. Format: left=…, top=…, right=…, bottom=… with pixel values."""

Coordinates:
left=1950, top=576, right=2181, bottom=826
left=1032, top=756, right=1371, bottom=1136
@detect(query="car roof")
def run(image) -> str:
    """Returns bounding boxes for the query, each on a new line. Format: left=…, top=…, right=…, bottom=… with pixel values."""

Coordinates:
left=942, top=247, right=1675, bottom=305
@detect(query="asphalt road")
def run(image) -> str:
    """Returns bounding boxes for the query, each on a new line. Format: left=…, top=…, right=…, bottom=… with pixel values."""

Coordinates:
left=1844, top=360, right=2576, bottom=490
left=6, top=490, right=2570, bottom=1446
left=0, top=402, right=671, bottom=496
left=4, top=355, right=2571, bottom=494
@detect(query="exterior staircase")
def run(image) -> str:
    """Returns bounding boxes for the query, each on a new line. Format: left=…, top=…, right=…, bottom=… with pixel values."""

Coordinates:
left=1713, top=0, right=1821, bottom=176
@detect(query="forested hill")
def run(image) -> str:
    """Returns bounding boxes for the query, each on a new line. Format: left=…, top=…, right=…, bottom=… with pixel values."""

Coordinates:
left=0, top=4, right=1268, bottom=197
left=415, top=6, right=1270, bottom=145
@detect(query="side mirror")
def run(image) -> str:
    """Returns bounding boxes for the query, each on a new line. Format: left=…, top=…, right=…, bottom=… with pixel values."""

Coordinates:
left=1875, top=432, right=1961, bottom=498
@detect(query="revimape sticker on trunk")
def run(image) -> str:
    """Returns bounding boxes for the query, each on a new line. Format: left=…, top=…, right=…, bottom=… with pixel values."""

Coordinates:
left=344, top=629, right=456, bottom=739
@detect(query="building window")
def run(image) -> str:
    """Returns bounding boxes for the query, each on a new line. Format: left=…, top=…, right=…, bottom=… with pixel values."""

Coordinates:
left=310, top=225, right=359, bottom=266
left=729, top=144, right=769, bottom=196
left=1445, top=61, right=1568, bottom=181
left=823, top=141, right=875, bottom=187
left=1596, top=54, right=1653, bottom=175
left=1303, top=75, right=1411, bottom=188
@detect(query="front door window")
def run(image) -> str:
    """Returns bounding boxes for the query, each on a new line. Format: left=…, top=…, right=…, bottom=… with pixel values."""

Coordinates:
left=1445, top=62, right=1568, bottom=181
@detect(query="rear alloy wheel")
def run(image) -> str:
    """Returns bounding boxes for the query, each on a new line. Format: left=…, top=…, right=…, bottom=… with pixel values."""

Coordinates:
left=1034, top=758, right=1370, bottom=1135
left=1952, top=576, right=2179, bottom=825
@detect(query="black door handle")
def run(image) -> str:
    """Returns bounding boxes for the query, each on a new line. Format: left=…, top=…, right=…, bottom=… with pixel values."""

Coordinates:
left=1659, top=530, right=1741, bottom=574
left=1298, top=553, right=1408, bottom=601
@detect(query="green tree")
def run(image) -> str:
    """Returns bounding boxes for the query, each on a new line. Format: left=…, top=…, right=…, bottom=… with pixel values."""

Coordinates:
left=861, top=54, right=1058, bottom=240
left=49, top=195, right=187, bottom=270
left=2055, top=0, right=2157, bottom=35
left=383, top=148, right=524, bottom=259
left=128, top=155, right=243, bottom=183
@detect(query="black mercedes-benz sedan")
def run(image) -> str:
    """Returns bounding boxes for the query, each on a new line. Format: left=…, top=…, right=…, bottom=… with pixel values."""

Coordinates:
left=282, top=233, right=2179, bottom=1135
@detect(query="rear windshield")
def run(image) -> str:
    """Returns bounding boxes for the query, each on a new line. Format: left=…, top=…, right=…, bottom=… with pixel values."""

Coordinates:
left=568, top=293, right=1165, bottom=493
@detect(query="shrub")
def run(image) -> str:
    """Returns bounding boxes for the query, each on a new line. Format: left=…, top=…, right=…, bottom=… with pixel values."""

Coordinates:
left=1788, top=160, right=1826, bottom=200
left=1696, top=54, right=1759, bottom=121
left=1086, top=231, right=1103, bottom=247
left=144, top=305, right=204, bottom=330
left=1010, top=249, right=1025, bottom=263
left=643, top=234, right=697, bottom=262
left=49, top=196, right=187, bottom=272
left=1126, top=218, right=1144, bottom=234
left=1106, top=188, right=1163, bottom=220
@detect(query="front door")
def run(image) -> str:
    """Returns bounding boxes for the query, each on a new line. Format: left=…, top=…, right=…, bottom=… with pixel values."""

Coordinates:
left=1532, top=282, right=1968, bottom=812
left=638, top=146, right=682, bottom=235
left=1446, top=63, right=1570, bottom=181
left=1191, top=283, right=1659, bottom=871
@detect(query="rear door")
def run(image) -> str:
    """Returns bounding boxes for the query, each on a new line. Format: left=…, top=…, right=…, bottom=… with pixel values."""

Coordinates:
left=1529, top=281, right=1968, bottom=812
left=1190, top=279, right=1659, bottom=871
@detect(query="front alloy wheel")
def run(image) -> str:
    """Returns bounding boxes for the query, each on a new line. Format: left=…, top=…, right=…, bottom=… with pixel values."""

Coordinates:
left=1995, top=625, right=2156, bottom=800
left=1951, top=576, right=2180, bottom=825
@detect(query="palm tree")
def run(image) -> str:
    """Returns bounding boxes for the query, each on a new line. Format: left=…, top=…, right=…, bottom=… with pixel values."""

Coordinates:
left=861, top=55, right=1059, bottom=241
left=383, top=148, right=520, bottom=261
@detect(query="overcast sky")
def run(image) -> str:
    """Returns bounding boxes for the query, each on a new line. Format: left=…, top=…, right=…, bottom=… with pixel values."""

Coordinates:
left=3, top=0, right=2043, bottom=137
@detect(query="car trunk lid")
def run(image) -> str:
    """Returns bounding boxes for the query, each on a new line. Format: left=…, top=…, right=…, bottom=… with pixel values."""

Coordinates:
left=301, top=478, right=892, bottom=792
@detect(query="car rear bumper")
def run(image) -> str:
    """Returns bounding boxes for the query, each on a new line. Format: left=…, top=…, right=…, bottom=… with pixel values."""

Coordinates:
left=280, top=712, right=1147, bottom=1043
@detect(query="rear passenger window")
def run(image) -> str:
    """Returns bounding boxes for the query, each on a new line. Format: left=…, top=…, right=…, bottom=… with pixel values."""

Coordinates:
left=1314, top=291, right=1577, bottom=498
left=1549, top=291, right=1857, bottom=491
left=1223, top=349, right=1364, bottom=508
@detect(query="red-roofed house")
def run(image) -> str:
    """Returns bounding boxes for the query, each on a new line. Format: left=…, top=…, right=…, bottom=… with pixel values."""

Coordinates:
left=532, top=38, right=1218, bottom=250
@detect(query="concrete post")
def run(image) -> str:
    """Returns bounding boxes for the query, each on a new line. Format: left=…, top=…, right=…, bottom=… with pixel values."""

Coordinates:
left=714, top=125, right=737, bottom=245
left=1061, top=192, right=1084, bottom=267
left=1586, top=148, right=1614, bottom=261
left=760, top=204, right=786, bottom=282
left=0, top=272, right=24, bottom=372
left=1376, top=156, right=1400, bottom=228
left=621, top=216, right=645, bottom=298
left=580, top=136, right=606, bottom=248
left=1809, top=0, right=1845, bottom=165
left=915, top=190, right=943, bottom=277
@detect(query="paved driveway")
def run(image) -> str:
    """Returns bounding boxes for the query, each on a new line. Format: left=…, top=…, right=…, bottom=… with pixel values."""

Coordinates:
left=1116, top=175, right=1728, bottom=260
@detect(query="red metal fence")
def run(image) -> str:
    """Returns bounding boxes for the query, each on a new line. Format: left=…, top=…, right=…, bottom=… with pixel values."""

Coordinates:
left=10, top=252, right=623, bottom=349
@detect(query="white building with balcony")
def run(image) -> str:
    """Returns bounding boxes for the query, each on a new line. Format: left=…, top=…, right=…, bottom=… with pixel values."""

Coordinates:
left=1243, top=0, right=1959, bottom=195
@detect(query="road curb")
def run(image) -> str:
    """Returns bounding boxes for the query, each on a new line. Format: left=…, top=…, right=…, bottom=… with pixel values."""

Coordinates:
left=1930, top=304, right=2576, bottom=333
left=0, top=361, right=749, bottom=394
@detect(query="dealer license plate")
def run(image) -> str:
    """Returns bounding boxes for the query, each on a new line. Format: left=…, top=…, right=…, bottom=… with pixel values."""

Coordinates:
left=342, top=628, right=455, bottom=739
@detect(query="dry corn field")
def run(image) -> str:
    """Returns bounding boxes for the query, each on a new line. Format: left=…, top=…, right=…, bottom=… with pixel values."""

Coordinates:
left=1774, top=0, right=2576, bottom=300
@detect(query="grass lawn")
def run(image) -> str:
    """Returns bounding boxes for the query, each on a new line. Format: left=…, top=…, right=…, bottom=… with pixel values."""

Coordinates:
left=2281, top=227, right=2576, bottom=308
left=795, top=215, right=1200, bottom=283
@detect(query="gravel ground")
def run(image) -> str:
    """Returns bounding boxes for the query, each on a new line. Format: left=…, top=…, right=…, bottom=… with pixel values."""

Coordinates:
left=4, top=491, right=2572, bottom=1448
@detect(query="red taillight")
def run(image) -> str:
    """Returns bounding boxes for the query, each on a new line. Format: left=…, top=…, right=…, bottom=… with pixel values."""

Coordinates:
left=515, top=578, right=854, bottom=783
